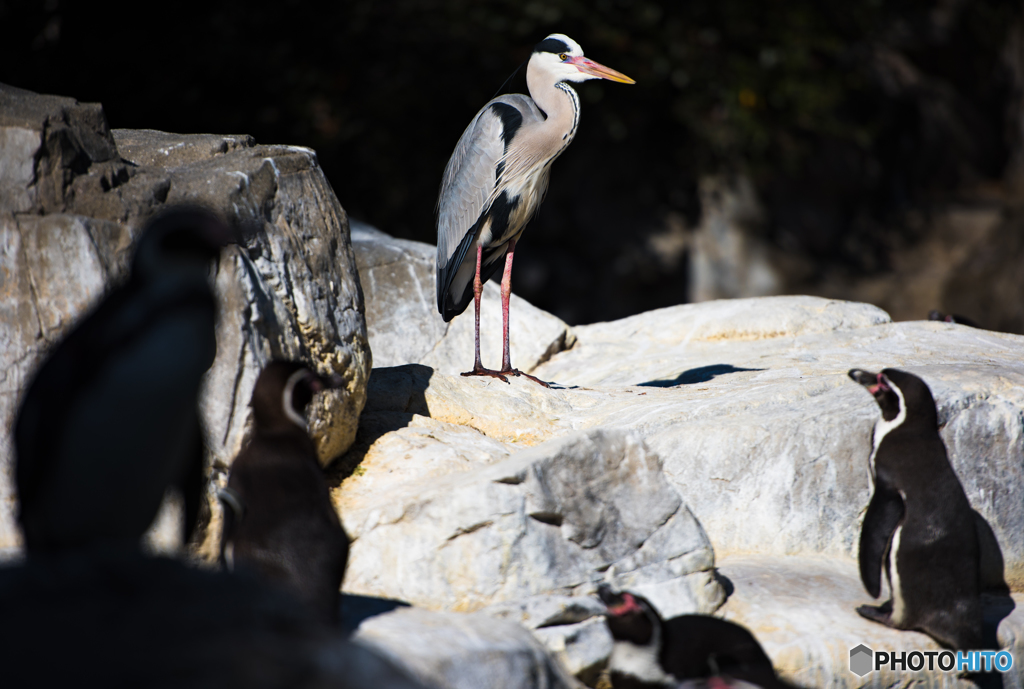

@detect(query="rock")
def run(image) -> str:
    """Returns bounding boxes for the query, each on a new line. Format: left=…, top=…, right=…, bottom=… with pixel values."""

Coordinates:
left=346, top=296, right=1024, bottom=586
left=0, top=214, right=122, bottom=550
left=345, top=291, right=1024, bottom=688
left=530, top=297, right=1024, bottom=585
left=354, top=606, right=582, bottom=689
left=531, top=617, right=612, bottom=687
left=351, top=221, right=575, bottom=374
left=483, top=594, right=607, bottom=630
left=336, top=427, right=720, bottom=614
left=943, top=207, right=1024, bottom=334
left=0, top=83, right=119, bottom=215
left=112, top=129, right=256, bottom=168
left=0, top=548, right=431, bottom=689
left=716, top=553, right=1024, bottom=689
left=484, top=594, right=613, bottom=686
left=0, top=84, right=370, bottom=553
left=688, top=175, right=783, bottom=303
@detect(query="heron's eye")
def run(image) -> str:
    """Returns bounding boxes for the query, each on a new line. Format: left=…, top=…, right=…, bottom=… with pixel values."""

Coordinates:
left=559, top=53, right=568, bottom=61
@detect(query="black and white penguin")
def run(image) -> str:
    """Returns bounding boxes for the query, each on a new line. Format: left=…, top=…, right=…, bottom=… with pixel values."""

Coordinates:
left=219, top=361, right=350, bottom=625
left=598, top=585, right=795, bottom=689
left=15, top=206, right=234, bottom=552
left=848, top=368, right=983, bottom=649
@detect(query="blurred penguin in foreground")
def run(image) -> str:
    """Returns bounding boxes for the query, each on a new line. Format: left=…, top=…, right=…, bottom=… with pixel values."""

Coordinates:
left=14, top=206, right=233, bottom=552
left=1, top=208, right=427, bottom=688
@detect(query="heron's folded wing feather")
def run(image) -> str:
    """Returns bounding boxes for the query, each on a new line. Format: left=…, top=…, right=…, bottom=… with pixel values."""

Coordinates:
left=436, top=103, right=511, bottom=315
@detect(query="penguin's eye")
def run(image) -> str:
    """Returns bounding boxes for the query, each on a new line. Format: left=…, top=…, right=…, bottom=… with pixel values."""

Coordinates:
left=559, top=53, right=568, bottom=61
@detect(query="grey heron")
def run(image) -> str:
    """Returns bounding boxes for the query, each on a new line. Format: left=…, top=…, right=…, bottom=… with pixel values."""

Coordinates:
left=436, top=33, right=634, bottom=386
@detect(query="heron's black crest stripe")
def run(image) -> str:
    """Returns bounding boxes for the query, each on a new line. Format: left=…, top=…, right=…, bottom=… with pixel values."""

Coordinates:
left=534, top=37, right=570, bottom=55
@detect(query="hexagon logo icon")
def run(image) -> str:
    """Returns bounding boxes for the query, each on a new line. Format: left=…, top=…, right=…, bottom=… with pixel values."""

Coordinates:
left=850, top=644, right=873, bottom=676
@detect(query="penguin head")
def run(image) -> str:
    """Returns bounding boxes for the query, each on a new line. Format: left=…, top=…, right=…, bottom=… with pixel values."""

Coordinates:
left=250, top=361, right=346, bottom=432
left=131, top=206, right=236, bottom=283
left=848, top=368, right=937, bottom=426
left=598, top=584, right=661, bottom=645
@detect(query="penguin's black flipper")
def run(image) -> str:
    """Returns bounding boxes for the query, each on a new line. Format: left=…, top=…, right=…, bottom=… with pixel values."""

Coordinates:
left=859, top=482, right=904, bottom=598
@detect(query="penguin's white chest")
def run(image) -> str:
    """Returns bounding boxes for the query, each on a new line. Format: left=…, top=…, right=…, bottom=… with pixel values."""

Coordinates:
left=888, top=523, right=906, bottom=625
left=608, top=638, right=675, bottom=686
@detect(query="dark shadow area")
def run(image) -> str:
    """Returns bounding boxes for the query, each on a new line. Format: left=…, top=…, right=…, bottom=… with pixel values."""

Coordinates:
left=340, top=593, right=412, bottom=636
left=714, top=570, right=736, bottom=599
left=975, top=510, right=1011, bottom=595
left=325, top=364, right=434, bottom=487
left=982, top=592, right=1016, bottom=651
left=3, top=2, right=1021, bottom=328
left=975, top=509, right=1015, bottom=658
left=638, top=364, right=764, bottom=387
left=0, top=549, right=369, bottom=686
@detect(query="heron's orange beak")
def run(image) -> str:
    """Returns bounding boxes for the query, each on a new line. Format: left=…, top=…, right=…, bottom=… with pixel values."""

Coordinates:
left=570, top=56, right=635, bottom=84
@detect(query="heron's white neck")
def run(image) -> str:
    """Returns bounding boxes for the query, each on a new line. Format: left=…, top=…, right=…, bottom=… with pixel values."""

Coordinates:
left=527, top=65, right=581, bottom=146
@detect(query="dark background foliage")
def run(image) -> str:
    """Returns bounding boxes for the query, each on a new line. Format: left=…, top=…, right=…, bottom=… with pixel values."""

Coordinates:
left=3, top=0, right=1022, bottom=325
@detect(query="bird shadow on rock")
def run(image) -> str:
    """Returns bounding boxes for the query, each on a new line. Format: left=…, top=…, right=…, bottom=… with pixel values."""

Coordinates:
left=326, top=364, right=435, bottom=486
left=339, top=593, right=412, bottom=637
left=637, top=364, right=765, bottom=388
left=975, top=510, right=1015, bottom=651
left=714, top=570, right=736, bottom=598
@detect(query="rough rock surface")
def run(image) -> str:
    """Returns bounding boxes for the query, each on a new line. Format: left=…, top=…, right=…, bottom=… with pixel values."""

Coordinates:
left=0, top=84, right=370, bottom=552
left=342, top=294, right=1024, bottom=582
left=532, top=297, right=1024, bottom=585
left=484, top=595, right=613, bottom=686
left=337, top=427, right=721, bottom=614
left=351, top=221, right=574, bottom=375
left=337, top=276, right=1024, bottom=685
left=717, top=554, right=1024, bottom=689
left=354, top=606, right=582, bottom=689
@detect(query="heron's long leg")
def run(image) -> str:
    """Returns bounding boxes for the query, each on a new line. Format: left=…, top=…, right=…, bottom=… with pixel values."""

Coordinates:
left=498, top=239, right=550, bottom=388
left=500, top=239, right=515, bottom=371
left=473, top=243, right=485, bottom=371
left=462, top=243, right=510, bottom=383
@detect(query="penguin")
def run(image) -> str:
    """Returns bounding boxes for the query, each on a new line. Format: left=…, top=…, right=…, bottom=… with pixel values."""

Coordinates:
left=848, top=368, right=983, bottom=649
left=14, top=206, right=234, bottom=553
left=928, top=310, right=980, bottom=329
left=219, top=360, right=350, bottom=625
left=598, top=585, right=796, bottom=689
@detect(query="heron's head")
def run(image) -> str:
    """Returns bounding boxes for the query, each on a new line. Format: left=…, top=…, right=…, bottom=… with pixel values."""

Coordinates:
left=531, top=33, right=634, bottom=85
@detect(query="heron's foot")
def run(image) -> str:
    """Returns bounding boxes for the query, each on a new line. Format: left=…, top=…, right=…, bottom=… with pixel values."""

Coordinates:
left=501, top=368, right=551, bottom=388
left=461, top=367, right=511, bottom=384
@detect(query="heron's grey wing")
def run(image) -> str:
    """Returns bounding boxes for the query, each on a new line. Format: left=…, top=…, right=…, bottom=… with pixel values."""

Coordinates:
left=435, top=102, right=512, bottom=314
